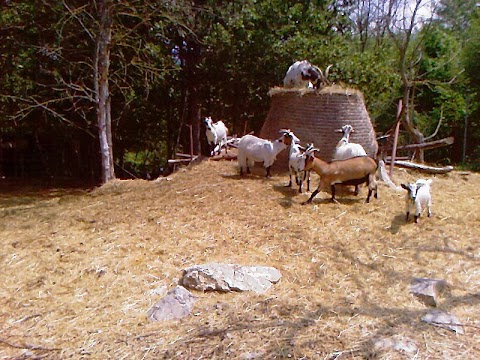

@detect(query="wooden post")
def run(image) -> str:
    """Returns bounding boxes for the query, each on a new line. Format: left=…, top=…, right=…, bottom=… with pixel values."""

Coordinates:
left=187, top=124, right=194, bottom=160
left=389, top=100, right=403, bottom=178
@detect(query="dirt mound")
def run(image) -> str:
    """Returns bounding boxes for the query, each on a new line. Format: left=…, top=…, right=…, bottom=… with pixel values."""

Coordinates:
left=1, top=160, right=479, bottom=359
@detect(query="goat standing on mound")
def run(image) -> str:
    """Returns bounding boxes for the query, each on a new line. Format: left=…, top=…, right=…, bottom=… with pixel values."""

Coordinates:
left=237, top=129, right=298, bottom=178
left=203, top=117, right=228, bottom=156
left=401, top=179, right=433, bottom=223
left=301, top=144, right=378, bottom=205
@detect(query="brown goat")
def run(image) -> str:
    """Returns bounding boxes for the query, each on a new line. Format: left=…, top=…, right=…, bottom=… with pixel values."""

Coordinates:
left=301, top=145, right=378, bottom=205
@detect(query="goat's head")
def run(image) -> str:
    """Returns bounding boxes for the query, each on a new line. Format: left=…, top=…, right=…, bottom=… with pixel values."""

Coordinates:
left=301, top=64, right=320, bottom=83
left=302, top=143, right=319, bottom=171
left=335, top=124, right=354, bottom=135
left=312, top=64, right=333, bottom=89
left=279, top=129, right=300, bottom=146
left=401, top=182, right=425, bottom=202
left=295, top=60, right=319, bottom=82
left=203, top=117, right=214, bottom=130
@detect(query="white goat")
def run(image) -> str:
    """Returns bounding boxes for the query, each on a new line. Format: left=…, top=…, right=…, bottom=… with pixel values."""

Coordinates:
left=283, top=60, right=321, bottom=89
left=332, top=124, right=368, bottom=196
left=401, top=179, right=433, bottom=223
left=237, top=130, right=297, bottom=178
left=333, top=124, right=367, bottom=160
left=301, top=144, right=378, bottom=205
left=287, top=139, right=310, bottom=193
left=203, top=116, right=228, bottom=156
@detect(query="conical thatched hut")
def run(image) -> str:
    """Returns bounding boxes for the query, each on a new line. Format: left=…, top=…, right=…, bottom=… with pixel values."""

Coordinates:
left=259, top=86, right=378, bottom=171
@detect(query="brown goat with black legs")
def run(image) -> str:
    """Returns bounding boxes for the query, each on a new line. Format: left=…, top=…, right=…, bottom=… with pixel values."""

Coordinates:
left=300, top=144, right=378, bottom=205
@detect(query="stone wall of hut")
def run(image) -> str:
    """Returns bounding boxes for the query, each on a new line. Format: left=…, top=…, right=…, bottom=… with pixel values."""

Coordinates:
left=259, top=87, right=378, bottom=171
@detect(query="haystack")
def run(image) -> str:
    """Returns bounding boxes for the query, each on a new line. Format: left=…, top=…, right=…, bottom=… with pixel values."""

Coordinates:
left=259, top=86, right=378, bottom=170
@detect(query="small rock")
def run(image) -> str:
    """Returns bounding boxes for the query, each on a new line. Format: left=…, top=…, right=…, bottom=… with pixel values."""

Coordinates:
left=410, top=277, right=447, bottom=307
left=147, top=286, right=196, bottom=321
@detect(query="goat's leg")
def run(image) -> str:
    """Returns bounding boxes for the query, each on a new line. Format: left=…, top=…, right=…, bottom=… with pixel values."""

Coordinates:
left=266, top=166, right=272, bottom=178
left=286, top=170, right=293, bottom=187
left=414, top=202, right=422, bottom=223
left=365, top=188, right=376, bottom=204
left=302, top=189, right=319, bottom=205
left=302, top=180, right=326, bottom=205
left=330, top=185, right=339, bottom=204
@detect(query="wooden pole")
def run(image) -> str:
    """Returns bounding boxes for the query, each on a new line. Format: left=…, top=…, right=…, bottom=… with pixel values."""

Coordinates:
left=389, top=100, right=403, bottom=178
left=188, top=124, right=194, bottom=160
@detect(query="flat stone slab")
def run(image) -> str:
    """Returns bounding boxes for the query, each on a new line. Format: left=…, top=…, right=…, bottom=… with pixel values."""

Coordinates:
left=181, top=263, right=282, bottom=294
left=421, top=309, right=464, bottom=334
left=147, top=285, right=197, bottom=321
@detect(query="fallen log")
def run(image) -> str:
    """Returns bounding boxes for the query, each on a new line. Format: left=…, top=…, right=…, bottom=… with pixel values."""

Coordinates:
left=385, top=160, right=454, bottom=174
left=167, top=155, right=199, bottom=164
left=396, top=137, right=454, bottom=151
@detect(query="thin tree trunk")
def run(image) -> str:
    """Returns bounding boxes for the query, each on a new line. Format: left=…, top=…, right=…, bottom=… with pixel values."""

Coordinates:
left=96, top=0, right=115, bottom=183
left=401, top=84, right=425, bottom=162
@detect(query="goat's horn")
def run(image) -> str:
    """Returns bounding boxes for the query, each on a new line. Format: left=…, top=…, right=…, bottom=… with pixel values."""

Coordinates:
left=317, top=67, right=325, bottom=81
left=324, top=64, right=333, bottom=79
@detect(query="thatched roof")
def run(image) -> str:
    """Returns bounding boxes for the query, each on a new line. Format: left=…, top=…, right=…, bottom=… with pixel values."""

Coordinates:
left=260, top=86, right=378, bottom=170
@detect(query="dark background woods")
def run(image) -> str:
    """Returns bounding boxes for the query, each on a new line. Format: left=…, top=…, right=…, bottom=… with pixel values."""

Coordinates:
left=1, top=0, right=479, bottom=184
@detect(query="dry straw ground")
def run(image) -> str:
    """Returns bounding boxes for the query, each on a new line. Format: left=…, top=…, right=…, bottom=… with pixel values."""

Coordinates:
left=1, top=159, right=479, bottom=359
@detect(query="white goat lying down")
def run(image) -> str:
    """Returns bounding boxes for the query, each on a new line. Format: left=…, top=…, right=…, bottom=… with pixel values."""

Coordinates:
left=283, top=60, right=321, bottom=89
left=301, top=144, right=378, bottom=205
left=237, top=129, right=299, bottom=178
left=283, top=60, right=332, bottom=89
left=401, top=179, right=433, bottom=223
left=332, top=124, right=368, bottom=195
left=203, top=116, right=228, bottom=156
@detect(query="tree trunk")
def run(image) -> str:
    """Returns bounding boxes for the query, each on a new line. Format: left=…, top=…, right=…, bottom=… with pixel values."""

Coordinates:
left=401, top=85, right=425, bottom=162
left=95, top=0, right=115, bottom=183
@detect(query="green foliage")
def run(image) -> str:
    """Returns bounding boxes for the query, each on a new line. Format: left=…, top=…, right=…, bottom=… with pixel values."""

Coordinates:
left=462, top=12, right=480, bottom=88
left=1, top=0, right=480, bottom=180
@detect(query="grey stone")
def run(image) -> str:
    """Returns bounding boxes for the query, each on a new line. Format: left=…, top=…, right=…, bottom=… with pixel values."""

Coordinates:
left=410, top=277, right=447, bottom=307
left=372, top=335, right=418, bottom=356
left=147, top=286, right=197, bottom=321
left=421, top=309, right=464, bottom=334
left=181, top=263, right=282, bottom=294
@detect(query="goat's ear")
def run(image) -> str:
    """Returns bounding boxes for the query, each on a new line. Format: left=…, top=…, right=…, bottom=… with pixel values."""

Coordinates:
left=334, top=129, right=343, bottom=133
left=400, top=183, right=408, bottom=190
